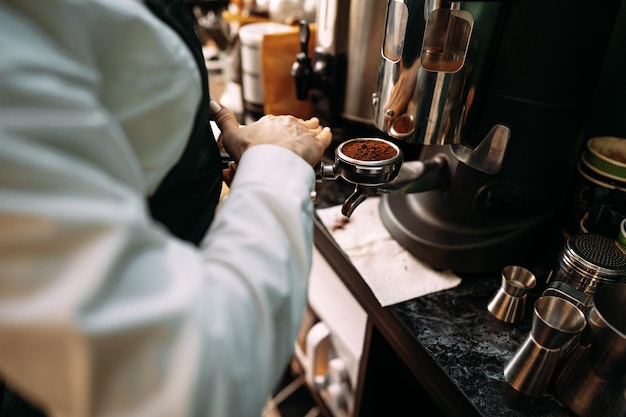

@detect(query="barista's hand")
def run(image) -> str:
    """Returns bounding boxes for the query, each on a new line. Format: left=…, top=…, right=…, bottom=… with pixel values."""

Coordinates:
left=210, top=101, right=332, bottom=168
left=222, top=160, right=237, bottom=187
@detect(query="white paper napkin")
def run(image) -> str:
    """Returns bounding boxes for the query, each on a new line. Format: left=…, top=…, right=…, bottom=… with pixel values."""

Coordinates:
left=316, top=197, right=462, bottom=307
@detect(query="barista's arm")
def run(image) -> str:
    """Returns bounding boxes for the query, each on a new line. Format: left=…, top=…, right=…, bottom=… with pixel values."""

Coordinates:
left=0, top=3, right=315, bottom=416
left=0, top=138, right=314, bottom=417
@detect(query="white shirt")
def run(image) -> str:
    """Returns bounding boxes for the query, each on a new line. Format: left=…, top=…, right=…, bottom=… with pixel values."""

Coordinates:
left=0, top=1, right=315, bottom=416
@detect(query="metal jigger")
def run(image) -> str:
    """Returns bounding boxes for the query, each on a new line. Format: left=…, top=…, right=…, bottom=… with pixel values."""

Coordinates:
left=487, top=265, right=537, bottom=323
left=504, top=295, right=586, bottom=396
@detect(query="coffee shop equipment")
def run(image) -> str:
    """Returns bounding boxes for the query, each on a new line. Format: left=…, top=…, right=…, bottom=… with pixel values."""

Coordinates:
left=291, top=0, right=387, bottom=129
left=553, top=283, right=626, bottom=417
left=503, top=295, right=587, bottom=396
left=487, top=265, right=536, bottom=324
left=500, top=235, right=626, bottom=410
left=543, top=232, right=626, bottom=310
left=300, top=0, right=622, bottom=274
left=569, top=136, right=626, bottom=237
left=296, top=2, right=626, bottom=414
left=316, top=138, right=403, bottom=217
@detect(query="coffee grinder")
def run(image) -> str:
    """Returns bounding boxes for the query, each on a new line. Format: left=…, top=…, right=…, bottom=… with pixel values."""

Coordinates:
left=367, top=0, right=622, bottom=273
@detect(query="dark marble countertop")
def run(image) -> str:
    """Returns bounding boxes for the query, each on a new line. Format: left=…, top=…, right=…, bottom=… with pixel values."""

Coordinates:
left=389, top=278, right=576, bottom=417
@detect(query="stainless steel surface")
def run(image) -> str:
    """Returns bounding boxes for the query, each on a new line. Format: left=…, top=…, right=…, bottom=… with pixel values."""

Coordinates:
left=372, top=0, right=502, bottom=145
left=555, top=283, right=626, bottom=417
left=530, top=296, right=586, bottom=349
left=343, top=0, right=387, bottom=124
left=487, top=265, right=536, bottom=323
left=317, top=138, right=403, bottom=217
left=318, top=138, right=403, bottom=186
left=584, top=284, right=626, bottom=379
left=295, top=0, right=386, bottom=125
left=504, top=336, right=562, bottom=397
left=546, top=233, right=626, bottom=306
left=504, top=296, right=586, bottom=396
left=336, top=139, right=403, bottom=186
left=315, top=0, right=347, bottom=56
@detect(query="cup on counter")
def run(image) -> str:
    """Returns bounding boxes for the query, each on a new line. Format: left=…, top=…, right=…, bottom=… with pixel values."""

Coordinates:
left=487, top=265, right=536, bottom=324
left=565, top=136, right=626, bottom=237
left=504, top=295, right=586, bottom=396
left=238, top=22, right=294, bottom=122
left=554, top=283, right=626, bottom=417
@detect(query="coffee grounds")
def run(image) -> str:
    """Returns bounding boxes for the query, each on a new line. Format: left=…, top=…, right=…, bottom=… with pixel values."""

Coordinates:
left=341, top=140, right=397, bottom=161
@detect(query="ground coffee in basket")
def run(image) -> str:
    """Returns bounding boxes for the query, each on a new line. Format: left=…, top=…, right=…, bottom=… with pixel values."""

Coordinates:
left=341, top=140, right=397, bottom=161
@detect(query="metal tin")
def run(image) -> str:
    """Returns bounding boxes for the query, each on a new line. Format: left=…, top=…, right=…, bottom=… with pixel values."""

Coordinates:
left=547, top=233, right=626, bottom=307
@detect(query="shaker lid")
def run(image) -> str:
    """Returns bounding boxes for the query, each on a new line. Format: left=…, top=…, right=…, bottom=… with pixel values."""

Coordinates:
left=563, top=233, right=626, bottom=281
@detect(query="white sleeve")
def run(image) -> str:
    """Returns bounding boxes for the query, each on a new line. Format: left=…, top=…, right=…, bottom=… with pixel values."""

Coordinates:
left=0, top=141, right=315, bottom=417
left=195, top=145, right=315, bottom=416
left=0, top=2, right=315, bottom=417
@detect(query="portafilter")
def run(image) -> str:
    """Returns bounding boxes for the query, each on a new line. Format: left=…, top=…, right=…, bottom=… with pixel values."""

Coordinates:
left=317, top=138, right=402, bottom=217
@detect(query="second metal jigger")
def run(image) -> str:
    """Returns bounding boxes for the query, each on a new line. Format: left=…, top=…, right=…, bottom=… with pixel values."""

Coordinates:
left=504, top=295, right=586, bottom=396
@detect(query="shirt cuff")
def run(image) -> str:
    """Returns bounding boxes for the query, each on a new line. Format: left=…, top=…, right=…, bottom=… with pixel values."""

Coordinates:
left=231, top=144, right=316, bottom=195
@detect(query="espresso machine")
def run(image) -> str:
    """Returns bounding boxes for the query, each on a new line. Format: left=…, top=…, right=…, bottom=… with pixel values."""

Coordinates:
left=305, top=0, right=622, bottom=274
left=291, top=0, right=387, bottom=131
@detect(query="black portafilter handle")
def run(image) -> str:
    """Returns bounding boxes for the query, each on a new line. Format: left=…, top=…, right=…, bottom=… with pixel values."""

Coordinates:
left=291, top=20, right=312, bottom=100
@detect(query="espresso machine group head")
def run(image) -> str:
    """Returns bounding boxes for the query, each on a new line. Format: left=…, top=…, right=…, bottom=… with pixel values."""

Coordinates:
left=370, top=0, right=622, bottom=273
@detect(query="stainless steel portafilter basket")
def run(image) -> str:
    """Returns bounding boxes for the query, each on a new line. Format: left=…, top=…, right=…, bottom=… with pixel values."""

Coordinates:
left=317, top=138, right=403, bottom=217
left=319, top=138, right=403, bottom=185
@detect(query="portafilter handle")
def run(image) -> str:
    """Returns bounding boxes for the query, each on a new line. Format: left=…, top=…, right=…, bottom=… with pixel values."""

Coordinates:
left=341, top=185, right=379, bottom=217
left=315, top=159, right=391, bottom=217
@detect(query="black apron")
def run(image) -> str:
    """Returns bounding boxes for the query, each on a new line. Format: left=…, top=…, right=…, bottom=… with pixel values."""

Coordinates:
left=145, top=0, right=224, bottom=245
left=0, top=1, right=222, bottom=415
